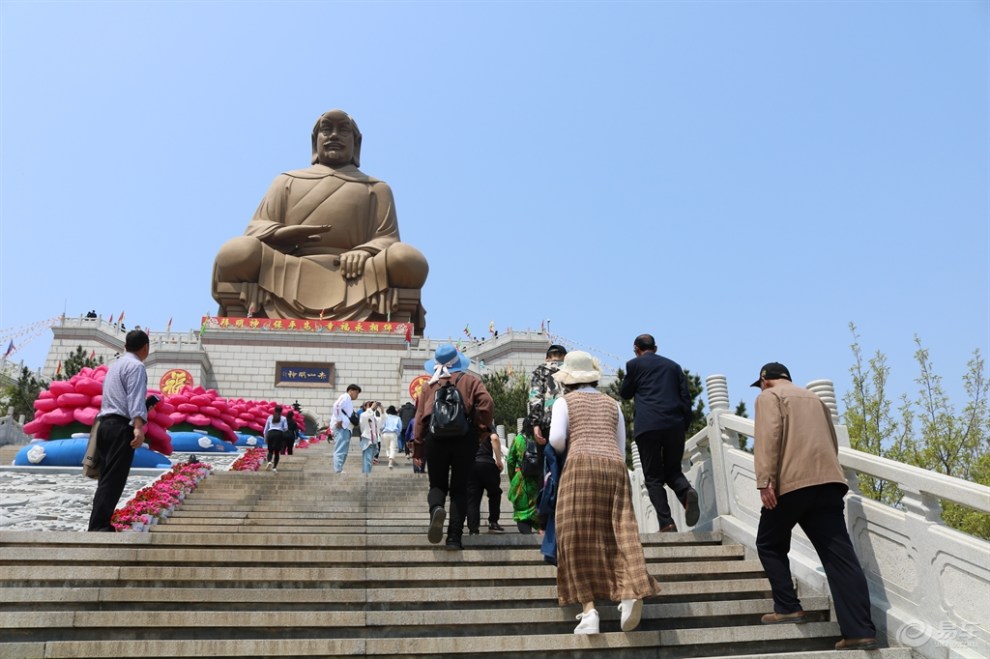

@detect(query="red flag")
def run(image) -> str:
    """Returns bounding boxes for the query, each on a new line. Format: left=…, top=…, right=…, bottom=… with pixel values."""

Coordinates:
left=89, top=350, right=96, bottom=360
left=55, top=360, right=62, bottom=377
left=404, top=323, right=412, bottom=343
left=3, top=340, right=13, bottom=358
left=117, top=311, right=125, bottom=324
left=107, top=312, right=113, bottom=324
left=166, top=317, right=172, bottom=332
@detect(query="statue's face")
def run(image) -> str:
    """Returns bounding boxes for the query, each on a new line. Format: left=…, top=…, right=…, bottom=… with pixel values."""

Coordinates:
left=316, top=112, right=356, bottom=166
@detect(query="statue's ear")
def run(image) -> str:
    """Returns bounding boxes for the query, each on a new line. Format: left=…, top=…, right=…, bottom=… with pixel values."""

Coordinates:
left=311, top=118, right=320, bottom=165
left=352, top=128, right=362, bottom=168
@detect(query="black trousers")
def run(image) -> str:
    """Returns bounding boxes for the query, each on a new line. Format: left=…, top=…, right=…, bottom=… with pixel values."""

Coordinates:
left=756, top=483, right=877, bottom=639
left=634, top=426, right=691, bottom=526
left=466, top=460, right=502, bottom=531
left=425, top=433, right=476, bottom=541
left=87, top=416, right=136, bottom=532
left=266, top=430, right=284, bottom=467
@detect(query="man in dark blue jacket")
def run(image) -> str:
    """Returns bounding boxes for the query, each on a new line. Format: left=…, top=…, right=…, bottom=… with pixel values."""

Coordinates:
left=620, top=333, right=699, bottom=531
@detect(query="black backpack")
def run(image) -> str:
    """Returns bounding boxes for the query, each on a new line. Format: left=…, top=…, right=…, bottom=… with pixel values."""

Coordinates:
left=521, top=438, right=542, bottom=478
left=429, top=373, right=471, bottom=438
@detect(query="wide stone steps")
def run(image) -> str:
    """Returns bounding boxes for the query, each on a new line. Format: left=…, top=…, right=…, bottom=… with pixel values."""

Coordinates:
left=0, top=441, right=907, bottom=658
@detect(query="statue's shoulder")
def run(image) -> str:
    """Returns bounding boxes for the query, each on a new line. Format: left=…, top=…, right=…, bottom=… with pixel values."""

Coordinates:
left=282, top=164, right=385, bottom=186
left=282, top=165, right=334, bottom=180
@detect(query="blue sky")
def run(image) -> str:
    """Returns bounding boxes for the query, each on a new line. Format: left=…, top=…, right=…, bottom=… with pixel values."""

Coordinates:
left=1, top=0, right=987, bottom=415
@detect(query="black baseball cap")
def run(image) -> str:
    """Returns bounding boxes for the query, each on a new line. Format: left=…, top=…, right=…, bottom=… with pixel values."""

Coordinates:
left=751, top=362, right=791, bottom=387
left=546, top=344, right=567, bottom=358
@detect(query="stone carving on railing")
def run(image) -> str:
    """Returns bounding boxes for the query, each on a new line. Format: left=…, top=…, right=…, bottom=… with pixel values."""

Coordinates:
left=664, top=373, right=990, bottom=659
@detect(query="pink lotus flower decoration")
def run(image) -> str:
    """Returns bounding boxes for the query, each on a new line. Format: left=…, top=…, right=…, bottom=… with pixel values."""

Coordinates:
left=166, top=387, right=296, bottom=445
left=23, top=366, right=175, bottom=454
left=24, top=371, right=302, bottom=457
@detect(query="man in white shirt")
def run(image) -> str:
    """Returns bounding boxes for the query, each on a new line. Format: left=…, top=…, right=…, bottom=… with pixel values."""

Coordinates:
left=331, top=384, right=361, bottom=473
left=88, top=330, right=150, bottom=532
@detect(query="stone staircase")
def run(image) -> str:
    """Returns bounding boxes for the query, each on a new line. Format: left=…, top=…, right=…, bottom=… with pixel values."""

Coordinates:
left=0, top=442, right=911, bottom=658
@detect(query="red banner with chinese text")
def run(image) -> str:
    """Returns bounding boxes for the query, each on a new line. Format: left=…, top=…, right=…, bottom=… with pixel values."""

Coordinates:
left=201, top=316, right=412, bottom=337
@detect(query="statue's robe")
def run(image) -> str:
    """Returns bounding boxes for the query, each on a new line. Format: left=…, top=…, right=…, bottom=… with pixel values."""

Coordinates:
left=235, top=164, right=398, bottom=319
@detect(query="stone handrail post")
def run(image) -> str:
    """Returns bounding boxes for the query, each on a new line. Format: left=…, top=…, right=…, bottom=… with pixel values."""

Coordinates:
left=806, top=379, right=839, bottom=423
left=704, top=374, right=733, bottom=518
left=706, top=374, right=731, bottom=412
left=807, top=379, right=859, bottom=491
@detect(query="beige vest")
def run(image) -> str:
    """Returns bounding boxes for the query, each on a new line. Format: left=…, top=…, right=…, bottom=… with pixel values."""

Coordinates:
left=563, top=391, right=623, bottom=462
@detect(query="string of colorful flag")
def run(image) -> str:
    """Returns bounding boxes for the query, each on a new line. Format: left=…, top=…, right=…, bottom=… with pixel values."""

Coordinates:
left=456, top=319, right=626, bottom=377
left=0, top=316, right=63, bottom=344
left=546, top=334, right=628, bottom=377
left=0, top=316, right=64, bottom=360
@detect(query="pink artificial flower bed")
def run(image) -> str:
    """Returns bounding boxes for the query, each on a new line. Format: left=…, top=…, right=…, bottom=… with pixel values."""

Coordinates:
left=230, top=447, right=267, bottom=472
left=111, top=462, right=212, bottom=531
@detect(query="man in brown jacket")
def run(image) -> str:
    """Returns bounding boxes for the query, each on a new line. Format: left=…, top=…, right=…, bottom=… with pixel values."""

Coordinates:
left=753, top=362, right=878, bottom=651
left=414, top=344, right=494, bottom=550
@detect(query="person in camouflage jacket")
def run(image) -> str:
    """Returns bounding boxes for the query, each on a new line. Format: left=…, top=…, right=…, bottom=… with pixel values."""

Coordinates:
left=528, top=344, right=568, bottom=443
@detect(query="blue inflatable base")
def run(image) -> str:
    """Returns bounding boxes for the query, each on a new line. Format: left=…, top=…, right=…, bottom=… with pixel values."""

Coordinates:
left=168, top=431, right=238, bottom=452
left=12, top=438, right=172, bottom=469
left=235, top=433, right=266, bottom=448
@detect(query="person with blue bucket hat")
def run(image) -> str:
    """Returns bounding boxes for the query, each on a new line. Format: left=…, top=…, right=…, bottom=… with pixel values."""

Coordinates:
left=412, top=343, right=494, bottom=550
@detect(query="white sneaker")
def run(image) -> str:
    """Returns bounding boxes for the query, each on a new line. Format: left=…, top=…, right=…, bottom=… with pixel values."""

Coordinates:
left=264, top=461, right=272, bottom=471
left=574, top=609, right=599, bottom=635
left=618, top=598, right=643, bottom=631
left=272, top=467, right=278, bottom=473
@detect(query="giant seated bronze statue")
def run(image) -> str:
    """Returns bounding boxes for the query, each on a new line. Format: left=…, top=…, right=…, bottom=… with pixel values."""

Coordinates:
left=212, top=110, right=429, bottom=334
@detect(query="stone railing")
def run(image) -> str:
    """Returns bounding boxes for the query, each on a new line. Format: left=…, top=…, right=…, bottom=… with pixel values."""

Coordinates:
left=634, top=374, right=989, bottom=659
left=0, top=411, right=29, bottom=447
left=152, top=330, right=207, bottom=352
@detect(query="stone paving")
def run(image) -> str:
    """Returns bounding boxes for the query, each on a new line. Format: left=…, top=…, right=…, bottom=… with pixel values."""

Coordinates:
left=0, top=451, right=241, bottom=532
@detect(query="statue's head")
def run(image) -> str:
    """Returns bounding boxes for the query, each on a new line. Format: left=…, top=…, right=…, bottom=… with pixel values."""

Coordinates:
left=311, top=110, right=363, bottom=168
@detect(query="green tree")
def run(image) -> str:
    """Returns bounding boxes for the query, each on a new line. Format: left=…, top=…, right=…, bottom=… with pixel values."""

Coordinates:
left=684, top=369, right=706, bottom=437
left=910, top=339, right=989, bottom=538
left=0, top=367, right=45, bottom=421
left=606, top=368, right=636, bottom=468
left=481, top=369, right=529, bottom=432
left=734, top=401, right=751, bottom=451
left=606, top=368, right=635, bottom=438
left=843, top=325, right=989, bottom=539
left=55, top=346, right=104, bottom=380
left=843, top=323, right=914, bottom=504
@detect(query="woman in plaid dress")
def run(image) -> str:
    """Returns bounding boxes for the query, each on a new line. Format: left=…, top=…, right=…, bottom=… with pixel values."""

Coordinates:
left=548, top=351, right=661, bottom=635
